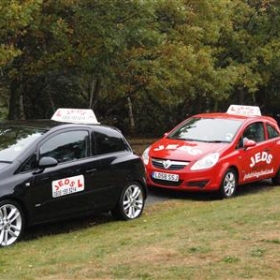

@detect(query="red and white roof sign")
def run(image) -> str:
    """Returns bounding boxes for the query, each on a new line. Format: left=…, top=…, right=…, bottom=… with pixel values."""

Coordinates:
left=51, top=108, right=99, bottom=124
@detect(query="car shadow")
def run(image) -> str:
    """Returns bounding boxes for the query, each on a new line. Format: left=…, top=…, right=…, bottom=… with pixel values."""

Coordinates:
left=21, top=180, right=275, bottom=244
left=147, top=179, right=276, bottom=202
left=147, top=186, right=215, bottom=202
left=22, top=212, right=114, bottom=243
left=236, top=179, right=276, bottom=197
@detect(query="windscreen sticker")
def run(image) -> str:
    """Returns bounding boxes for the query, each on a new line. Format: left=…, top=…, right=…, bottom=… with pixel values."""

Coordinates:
left=52, top=175, right=85, bottom=198
left=225, top=133, right=233, bottom=142
left=154, top=144, right=202, bottom=155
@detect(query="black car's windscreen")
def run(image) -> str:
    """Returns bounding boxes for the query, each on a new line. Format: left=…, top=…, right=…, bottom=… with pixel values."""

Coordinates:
left=0, top=126, right=45, bottom=162
left=168, top=117, right=243, bottom=143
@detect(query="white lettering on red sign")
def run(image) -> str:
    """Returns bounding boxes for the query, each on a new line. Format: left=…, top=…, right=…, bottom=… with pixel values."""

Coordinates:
left=51, top=108, right=99, bottom=124
left=227, top=105, right=261, bottom=116
left=52, top=175, right=85, bottom=198
left=243, top=168, right=274, bottom=180
left=154, top=144, right=202, bottom=155
left=249, top=151, right=273, bottom=168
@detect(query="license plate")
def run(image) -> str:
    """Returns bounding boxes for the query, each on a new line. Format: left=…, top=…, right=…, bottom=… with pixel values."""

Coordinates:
left=152, top=171, right=179, bottom=182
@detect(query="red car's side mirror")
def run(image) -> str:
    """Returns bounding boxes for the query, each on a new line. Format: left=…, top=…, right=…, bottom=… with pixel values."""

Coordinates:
left=243, top=138, right=256, bottom=149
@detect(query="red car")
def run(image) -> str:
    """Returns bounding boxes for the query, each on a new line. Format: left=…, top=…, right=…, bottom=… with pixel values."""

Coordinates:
left=142, top=105, right=280, bottom=198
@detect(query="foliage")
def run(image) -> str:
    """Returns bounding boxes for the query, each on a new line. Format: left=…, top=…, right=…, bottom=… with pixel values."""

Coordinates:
left=0, top=0, right=280, bottom=135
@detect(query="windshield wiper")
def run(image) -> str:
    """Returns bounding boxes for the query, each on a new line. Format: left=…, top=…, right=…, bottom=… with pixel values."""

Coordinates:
left=207, top=140, right=229, bottom=143
left=0, top=160, right=12, bottom=163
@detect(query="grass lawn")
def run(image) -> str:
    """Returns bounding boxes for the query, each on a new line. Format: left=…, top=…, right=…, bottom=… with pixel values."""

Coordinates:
left=1, top=181, right=280, bottom=279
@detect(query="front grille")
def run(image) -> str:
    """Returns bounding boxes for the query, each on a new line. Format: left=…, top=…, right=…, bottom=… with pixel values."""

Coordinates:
left=187, top=180, right=209, bottom=188
left=152, top=158, right=190, bottom=170
left=151, top=177, right=182, bottom=186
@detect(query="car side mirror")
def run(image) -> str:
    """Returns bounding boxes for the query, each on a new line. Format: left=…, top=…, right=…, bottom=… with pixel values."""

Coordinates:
left=33, top=157, right=58, bottom=175
left=39, top=157, right=58, bottom=168
left=243, top=138, right=256, bottom=149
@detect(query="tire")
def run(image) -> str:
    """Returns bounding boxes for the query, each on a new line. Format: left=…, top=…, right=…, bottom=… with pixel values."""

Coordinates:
left=0, top=200, right=24, bottom=247
left=112, top=182, right=145, bottom=220
left=218, top=168, right=237, bottom=199
left=272, top=167, right=280, bottom=185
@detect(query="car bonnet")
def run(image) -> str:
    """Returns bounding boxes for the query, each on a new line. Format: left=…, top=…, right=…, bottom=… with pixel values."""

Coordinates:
left=149, top=137, right=228, bottom=162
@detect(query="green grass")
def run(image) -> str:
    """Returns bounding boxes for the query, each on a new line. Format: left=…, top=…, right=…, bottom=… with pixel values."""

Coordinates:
left=1, top=184, right=280, bottom=279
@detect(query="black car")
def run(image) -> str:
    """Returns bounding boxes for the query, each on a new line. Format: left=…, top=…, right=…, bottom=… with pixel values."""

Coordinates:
left=0, top=109, right=147, bottom=247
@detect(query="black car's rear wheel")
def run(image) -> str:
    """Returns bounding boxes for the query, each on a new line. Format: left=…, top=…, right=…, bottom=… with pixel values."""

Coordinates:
left=112, top=182, right=145, bottom=220
left=272, top=167, right=280, bottom=185
left=0, top=200, right=24, bottom=247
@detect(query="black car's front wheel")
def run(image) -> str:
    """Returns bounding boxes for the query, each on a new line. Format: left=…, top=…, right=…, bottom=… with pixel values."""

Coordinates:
left=112, top=182, right=145, bottom=220
left=0, top=200, right=24, bottom=247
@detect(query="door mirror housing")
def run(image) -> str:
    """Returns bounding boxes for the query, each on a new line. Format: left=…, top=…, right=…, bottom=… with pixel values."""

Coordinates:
left=243, top=138, right=256, bottom=149
left=38, top=157, right=58, bottom=168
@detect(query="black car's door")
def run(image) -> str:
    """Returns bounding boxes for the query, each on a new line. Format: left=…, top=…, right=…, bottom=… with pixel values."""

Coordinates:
left=25, top=129, right=103, bottom=223
left=23, top=127, right=131, bottom=224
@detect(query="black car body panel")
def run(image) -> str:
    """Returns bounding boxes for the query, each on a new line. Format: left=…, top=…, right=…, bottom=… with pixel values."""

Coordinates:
left=0, top=118, right=147, bottom=246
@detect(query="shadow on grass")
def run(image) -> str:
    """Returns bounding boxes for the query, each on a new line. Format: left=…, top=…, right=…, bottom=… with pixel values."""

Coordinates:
left=22, top=212, right=114, bottom=243
left=22, top=180, right=275, bottom=244
left=236, top=179, right=276, bottom=196
left=146, top=179, right=276, bottom=203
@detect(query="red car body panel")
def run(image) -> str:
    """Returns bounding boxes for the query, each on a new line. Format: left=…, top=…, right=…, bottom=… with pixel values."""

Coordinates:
left=144, top=111, right=280, bottom=193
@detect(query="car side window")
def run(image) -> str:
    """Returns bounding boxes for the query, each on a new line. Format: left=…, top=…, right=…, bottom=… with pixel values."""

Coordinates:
left=243, top=122, right=265, bottom=143
left=266, top=124, right=279, bottom=139
left=237, top=122, right=265, bottom=149
left=39, top=131, right=89, bottom=163
left=93, top=131, right=129, bottom=155
left=17, top=154, right=37, bottom=172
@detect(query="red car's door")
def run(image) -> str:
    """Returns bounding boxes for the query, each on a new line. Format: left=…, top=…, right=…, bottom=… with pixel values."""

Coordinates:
left=238, top=121, right=278, bottom=183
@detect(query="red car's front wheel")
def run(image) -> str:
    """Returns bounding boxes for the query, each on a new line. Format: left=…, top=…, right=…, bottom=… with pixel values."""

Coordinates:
left=219, top=168, right=237, bottom=198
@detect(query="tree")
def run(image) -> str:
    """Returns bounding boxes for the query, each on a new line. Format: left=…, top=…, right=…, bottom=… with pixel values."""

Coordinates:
left=0, top=0, right=43, bottom=118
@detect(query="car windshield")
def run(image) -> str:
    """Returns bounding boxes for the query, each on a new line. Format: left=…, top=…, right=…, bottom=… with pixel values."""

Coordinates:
left=168, top=117, right=242, bottom=143
left=0, top=126, right=45, bottom=162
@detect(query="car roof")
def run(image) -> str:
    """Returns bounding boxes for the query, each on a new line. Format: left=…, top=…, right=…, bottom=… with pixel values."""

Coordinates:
left=193, top=112, right=254, bottom=120
left=0, top=119, right=123, bottom=136
left=0, top=119, right=59, bottom=129
left=191, top=112, right=276, bottom=124
left=0, top=108, right=102, bottom=130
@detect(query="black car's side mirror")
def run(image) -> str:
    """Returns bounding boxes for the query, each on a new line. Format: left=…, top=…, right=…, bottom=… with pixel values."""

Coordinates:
left=33, top=157, right=58, bottom=174
left=39, top=156, right=58, bottom=168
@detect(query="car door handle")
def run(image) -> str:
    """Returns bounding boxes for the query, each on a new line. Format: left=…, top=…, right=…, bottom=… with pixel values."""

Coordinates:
left=85, top=168, right=97, bottom=174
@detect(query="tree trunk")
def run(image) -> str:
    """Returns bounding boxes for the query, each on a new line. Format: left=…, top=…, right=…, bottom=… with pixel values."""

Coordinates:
left=8, top=79, right=20, bottom=120
left=238, top=88, right=245, bottom=104
left=89, top=76, right=101, bottom=109
left=127, top=96, right=135, bottom=135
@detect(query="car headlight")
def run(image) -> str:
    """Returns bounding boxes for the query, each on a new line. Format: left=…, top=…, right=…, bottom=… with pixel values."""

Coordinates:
left=142, top=147, right=150, bottom=165
left=191, top=152, right=220, bottom=170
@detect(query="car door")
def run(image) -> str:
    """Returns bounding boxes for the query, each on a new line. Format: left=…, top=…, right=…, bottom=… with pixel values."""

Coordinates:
left=86, top=129, right=131, bottom=208
left=265, top=121, right=280, bottom=172
left=237, top=121, right=276, bottom=183
left=25, top=129, right=102, bottom=223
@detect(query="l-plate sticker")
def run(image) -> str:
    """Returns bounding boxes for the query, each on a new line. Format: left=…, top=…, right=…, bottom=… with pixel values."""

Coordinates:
left=52, top=175, right=85, bottom=198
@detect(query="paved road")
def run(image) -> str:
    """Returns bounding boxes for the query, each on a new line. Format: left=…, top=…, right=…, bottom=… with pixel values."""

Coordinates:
left=145, top=179, right=275, bottom=205
left=145, top=186, right=215, bottom=205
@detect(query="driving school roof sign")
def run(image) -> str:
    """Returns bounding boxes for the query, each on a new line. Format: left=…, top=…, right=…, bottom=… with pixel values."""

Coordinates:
left=226, top=105, right=261, bottom=116
left=51, top=108, right=100, bottom=124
